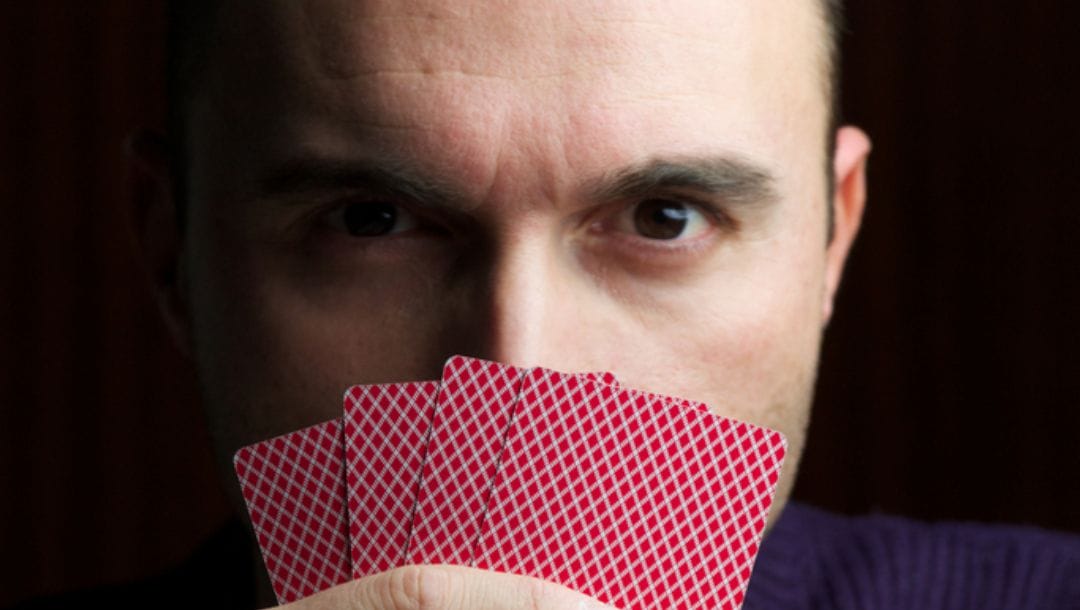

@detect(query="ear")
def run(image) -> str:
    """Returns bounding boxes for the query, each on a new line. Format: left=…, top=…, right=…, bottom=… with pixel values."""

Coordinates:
left=822, top=125, right=871, bottom=323
left=126, top=128, right=193, bottom=357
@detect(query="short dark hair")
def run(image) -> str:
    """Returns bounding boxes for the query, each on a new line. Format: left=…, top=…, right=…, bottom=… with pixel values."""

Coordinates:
left=165, top=0, right=845, bottom=228
left=822, top=0, right=846, bottom=238
left=824, top=0, right=845, bottom=128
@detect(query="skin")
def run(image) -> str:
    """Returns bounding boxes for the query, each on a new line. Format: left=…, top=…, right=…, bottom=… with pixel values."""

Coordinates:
left=134, top=0, right=869, bottom=606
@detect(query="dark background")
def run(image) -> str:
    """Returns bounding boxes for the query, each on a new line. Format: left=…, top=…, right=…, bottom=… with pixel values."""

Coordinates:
left=2, top=2, right=1078, bottom=607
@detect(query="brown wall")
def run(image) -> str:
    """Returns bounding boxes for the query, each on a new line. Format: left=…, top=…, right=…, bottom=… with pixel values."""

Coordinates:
left=795, top=2, right=1080, bottom=529
left=3, top=2, right=1079, bottom=606
left=0, top=2, right=230, bottom=605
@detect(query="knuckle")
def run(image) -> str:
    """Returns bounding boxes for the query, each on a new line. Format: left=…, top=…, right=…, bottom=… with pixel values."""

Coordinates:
left=350, top=565, right=454, bottom=610
left=524, top=577, right=550, bottom=610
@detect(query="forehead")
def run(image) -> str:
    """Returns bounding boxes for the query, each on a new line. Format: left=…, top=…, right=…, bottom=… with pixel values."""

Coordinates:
left=271, top=1, right=813, bottom=76
left=226, top=0, right=827, bottom=99
left=195, top=0, right=828, bottom=201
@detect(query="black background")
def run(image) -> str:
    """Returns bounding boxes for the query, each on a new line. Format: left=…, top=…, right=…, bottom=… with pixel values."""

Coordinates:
left=2, top=2, right=1078, bottom=606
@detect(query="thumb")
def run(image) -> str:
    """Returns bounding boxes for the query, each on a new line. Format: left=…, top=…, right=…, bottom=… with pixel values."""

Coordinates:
left=282, top=565, right=618, bottom=610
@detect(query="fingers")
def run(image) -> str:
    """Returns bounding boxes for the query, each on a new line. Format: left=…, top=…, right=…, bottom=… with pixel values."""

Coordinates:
left=281, top=565, right=617, bottom=610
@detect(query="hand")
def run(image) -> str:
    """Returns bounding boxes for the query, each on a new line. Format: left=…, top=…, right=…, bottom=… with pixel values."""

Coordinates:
left=280, top=565, right=617, bottom=610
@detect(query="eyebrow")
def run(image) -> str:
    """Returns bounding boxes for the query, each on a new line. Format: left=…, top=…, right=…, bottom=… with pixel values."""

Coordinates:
left=255, top=154, right=778, bottom=211
left=255, top=157, right=470, bottom=209
left=587, top=156, right=779, bottom=206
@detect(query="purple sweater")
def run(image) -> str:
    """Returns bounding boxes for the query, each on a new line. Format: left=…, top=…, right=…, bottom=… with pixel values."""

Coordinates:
left=10, top=503, right=1078, bottom=608
left=743, top=503, right=1080, bottom=609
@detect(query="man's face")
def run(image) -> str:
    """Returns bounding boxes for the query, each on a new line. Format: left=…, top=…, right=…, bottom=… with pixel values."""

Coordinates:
left=174, top=0, right=857, bottom=524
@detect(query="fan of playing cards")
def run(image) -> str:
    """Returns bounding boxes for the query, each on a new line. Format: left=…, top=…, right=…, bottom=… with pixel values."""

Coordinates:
left=234, top=355, right=787, bottom=609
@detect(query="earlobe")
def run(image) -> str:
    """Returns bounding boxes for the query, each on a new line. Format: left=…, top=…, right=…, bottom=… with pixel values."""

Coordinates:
left=822, top=126, right=871, bottom=323
left=127, top=128, right=194, bottom=357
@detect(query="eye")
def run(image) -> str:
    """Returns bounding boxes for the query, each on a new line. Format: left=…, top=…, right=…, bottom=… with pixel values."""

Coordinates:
left=325, top=200, right=419, bottom=237
left=615, top=198, right=712, bottom=241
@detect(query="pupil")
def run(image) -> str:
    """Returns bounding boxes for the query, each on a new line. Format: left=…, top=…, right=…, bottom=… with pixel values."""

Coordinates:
left=343, top=202, right=397, bottom=237
left=634, top=200, right=689, bottom=240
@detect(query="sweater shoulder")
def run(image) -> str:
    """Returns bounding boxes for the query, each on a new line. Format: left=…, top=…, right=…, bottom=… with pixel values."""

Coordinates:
left=746, top=503, right=1080, bottom=610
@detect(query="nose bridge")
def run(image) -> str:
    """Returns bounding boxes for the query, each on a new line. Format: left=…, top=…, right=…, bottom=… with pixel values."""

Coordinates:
left=478, top=233, right=553, bottom=369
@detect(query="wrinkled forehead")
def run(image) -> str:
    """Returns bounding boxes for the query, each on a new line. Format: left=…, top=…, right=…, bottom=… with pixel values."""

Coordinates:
left=211, top=0, right=828, bottom=103
left=189, top=0, right=831, bottom=204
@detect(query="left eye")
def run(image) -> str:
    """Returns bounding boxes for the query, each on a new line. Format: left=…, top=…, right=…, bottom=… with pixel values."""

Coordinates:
left=324, top=200, right=419, bottom=237
left=615, top=198, right=711, bottom=241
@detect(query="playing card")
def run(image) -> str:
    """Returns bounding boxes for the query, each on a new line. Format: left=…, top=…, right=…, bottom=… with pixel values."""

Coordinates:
left=587, top=370, right=619, bottom=387
left=233, top=420, right=350, bottom=605
left=406, top=356, right=528, bottom=565
left=406, top=357, right=617, bottom=566
left=472, top=368, right=787, bottom=610
left=343, top=381, right=439, bottom=577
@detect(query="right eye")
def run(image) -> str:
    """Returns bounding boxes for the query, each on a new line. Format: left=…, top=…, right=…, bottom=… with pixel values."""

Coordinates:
left=324, top=200, right=419, bottom=237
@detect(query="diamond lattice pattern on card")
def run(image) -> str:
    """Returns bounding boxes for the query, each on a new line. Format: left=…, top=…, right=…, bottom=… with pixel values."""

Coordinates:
left=344, top=381, right=439, bottom=577
left=407, top=356, right=526, bottom=565
left=473, top=369, right=787, bottom=610
left=234, top=420, right=350, bottom=605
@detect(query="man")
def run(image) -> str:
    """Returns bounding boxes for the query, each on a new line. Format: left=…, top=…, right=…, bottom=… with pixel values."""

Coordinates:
left=119, top=0, right=1077, bottom=608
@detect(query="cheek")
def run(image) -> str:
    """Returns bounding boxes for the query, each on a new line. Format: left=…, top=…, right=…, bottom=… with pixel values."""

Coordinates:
left=641, top=237, right=827, bottom=436
left=690, top=298, right=815, bottom=404
left=185, top=225, right=452, bottom=450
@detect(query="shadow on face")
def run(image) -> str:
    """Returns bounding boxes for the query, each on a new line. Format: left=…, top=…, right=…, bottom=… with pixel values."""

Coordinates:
left=146, top=0, right=865, bottom=525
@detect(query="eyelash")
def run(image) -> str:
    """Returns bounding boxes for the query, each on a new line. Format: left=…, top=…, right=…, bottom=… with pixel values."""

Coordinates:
left=665, top=196, right=736, bottom=230
left=305, top=193, right=734, bottom=265
left=595, top=195, right=733, bottom=233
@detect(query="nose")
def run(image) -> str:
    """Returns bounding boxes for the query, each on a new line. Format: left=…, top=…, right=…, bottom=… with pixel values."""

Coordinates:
left=448, top=233, right=596, bottom=373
